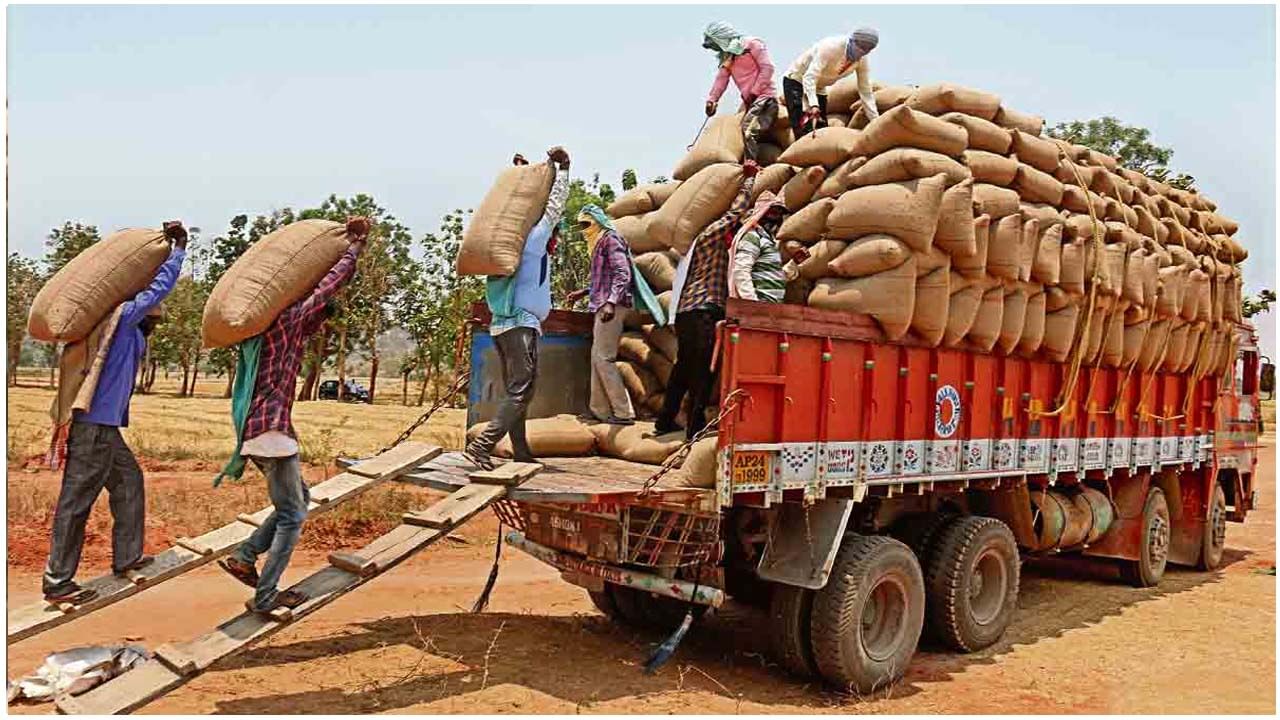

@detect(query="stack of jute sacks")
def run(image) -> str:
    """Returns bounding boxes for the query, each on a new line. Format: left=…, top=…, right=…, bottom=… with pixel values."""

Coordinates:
left=609, top=78, right=1248, bottom=389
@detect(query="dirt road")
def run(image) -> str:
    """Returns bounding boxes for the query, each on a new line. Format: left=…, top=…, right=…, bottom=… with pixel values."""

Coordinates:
left=8, top=442, right=1274, bottom=714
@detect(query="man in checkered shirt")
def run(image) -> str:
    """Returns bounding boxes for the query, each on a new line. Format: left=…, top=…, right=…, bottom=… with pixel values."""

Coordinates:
left=217, top=216, right=370, bottom=614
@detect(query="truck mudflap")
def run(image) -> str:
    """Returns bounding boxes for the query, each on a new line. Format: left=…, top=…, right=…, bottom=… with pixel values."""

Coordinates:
left=754, top=498, right=854, bottom=589
left=504, top=530, right=725, bottom=608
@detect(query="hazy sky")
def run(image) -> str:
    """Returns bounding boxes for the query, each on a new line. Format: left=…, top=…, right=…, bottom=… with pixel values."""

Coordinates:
left=8, top=4, right=1276, bottom=350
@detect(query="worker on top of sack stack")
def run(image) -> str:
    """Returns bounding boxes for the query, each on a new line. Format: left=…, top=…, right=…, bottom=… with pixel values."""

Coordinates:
left=566, top=205, right=638, bottom=427
left=216, top=216, right=370, bottom=616
left=729, top=192, right=810, bottom=303
left=701, top=20, right=778, bottom=164
left=658, top=159, right=760, bottom=440
left=464, top=146, right=572, bottom=471
left=41, top=221, right=188, bottom=605
left=783, top=28, right=881, bottom=138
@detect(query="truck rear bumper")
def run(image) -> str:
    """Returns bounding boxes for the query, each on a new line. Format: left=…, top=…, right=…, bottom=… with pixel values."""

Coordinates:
left=504, top=530, right=725, bottom=608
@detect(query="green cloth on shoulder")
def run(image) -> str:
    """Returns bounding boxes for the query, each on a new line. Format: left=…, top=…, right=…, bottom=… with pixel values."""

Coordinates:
left=213, top=336, right=263, bottom=487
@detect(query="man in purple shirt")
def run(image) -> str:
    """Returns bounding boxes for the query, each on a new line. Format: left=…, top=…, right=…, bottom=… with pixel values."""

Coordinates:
left=42, top=222, right=188, bottom=604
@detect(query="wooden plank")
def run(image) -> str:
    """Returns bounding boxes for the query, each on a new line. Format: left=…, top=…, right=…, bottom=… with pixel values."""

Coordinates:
left=403, top=484, right=508, bottom=529
left=152, top=644, right=197, bottom=676
left=11, top=445, right=441, bottom=645
left=327, top=552, right=377, bottom=577
left=469, top=461, right=542, bottom=486
left=347, top=442, right=442, bottom=479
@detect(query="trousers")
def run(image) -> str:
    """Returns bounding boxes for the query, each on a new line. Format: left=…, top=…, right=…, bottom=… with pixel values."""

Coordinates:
left=235, top=454, right=309, bottom=610
left=658, top=306, right=724, bottom=439
left=471, top=327, right=539, bottom=460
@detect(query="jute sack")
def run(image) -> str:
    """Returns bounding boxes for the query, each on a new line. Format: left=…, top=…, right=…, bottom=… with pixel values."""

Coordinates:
left=807, top=255, right=917, bottom=340
left=677, top=435, right=720, bottom=488
left=1017, top=219, right=1041, bottom=283
left=992, top=106, right=1044, bottom=136
left=1082, top=148, right=1119, bottom=171
left=848, top=85, right=918, bottom=127
left=591, top=422, right=685, bottom=465
left=815, top=157, right=868, bottom=200
left=1117, top=167, right=1153, bottom=194
left=1011, top=164, right=1065, bottom=206
left=940, top=112, right=1012, bottom=154
left=618, top=333, right=653, bottom=366
left=997, top=285, right=1028, bottom=355
left=1184, top=269, right=1211, bottom=322
left=1042, top=305, right=1079, bottom=362
left=905, top=83, right=1001, bottom=120
left=1210, top=213, right=1240, bottom=236
left=29, top=228, right=170, bottom=343
left=1099, top=243, right=1127, bottom=298
left=987, top=214, right=1023, bottom=281
left=797, top=239, right=850, bottom=280
left=1100, top=308, right=1125, bottom=368
left=1122, top=318, right=1150, bottom=367
left=1061, top=187, right=1107, bottom=218
left=617, top=361, right=663, bottom=404
left=1161, top=322, right=1190, bottom=373
left=780, top=166, right=827, bottom=211
left=1063, top=213, right=1104, bottom=245
left=466, top=414, right=596, bottom=458
left=649, top=163, right=744, bottom=253
left=646, top=349, right=674, bottom=386
left=1160, top=218, right=1189, bottom=248
left=613, top=213, right=666, bottom=254
left=857, top=105, right=968, bottom=158
left=778, top=198, right=836, bottom=244
left=1020, top=202, right=1064, bottom=228
left=963, top=150, right=1019, bottom=186
left=935, top=179, right=977, bottom=257
left=966, top=286, right=1005, bottom=351
left=1139, top=318, right=1171, bottom=371
left=777, top=127, right=862, bottom=169
left=944, top=281, right=983, bottom=347
left=826, top=174, right=949, bottom=251
left=1080, top=305, right=1109, bottom=365
left=673, top=114, right=745, bottom=180
left=917, top=245, right=951, bottom=276
left=1121, top=249, right=1147, bottom=307
left=644, top=324, right=678, bottom=362
left=972, top=183, right=1021, bottom=218
left=1156, top=265, right=1188, bottom=318
left=1009, top=130, right=1061, bottom=173
left=1055, top=161, right=1101, bottom=188
left=827, top=235, right=912, bottom=277
left=203, top=220, right=351, bottom=348
left=911, top=266, right=950, bottom=346
left=825, top=115, right=851, bottom=129
left=1045, top=286, right=1073, bottom=312
left=1018, top=289, right=1047, bottom=356
left=758, top=143, right=784, bottom=166
left=608, top=182, right=682, bottom=217
left=849, top=147, right=970, bottom=187
left=1133, top=204, right=1162, bottom=240
left=1032, top=223, right=1063, bottom=285
left=753, top=164, right=797, bottom=200
left=458, top=162, right=555, bottom=276
left=634, top=251, right=678, bottom=292
left=953, top=214, right=991, bottom=279
left=784, top=275, right=815, bottom=305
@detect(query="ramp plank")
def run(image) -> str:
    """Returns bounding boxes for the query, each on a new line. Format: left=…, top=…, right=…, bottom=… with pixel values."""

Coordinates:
left=347, top=442, right=443, bottom=479
left=403, top=484, right=507, bottom=529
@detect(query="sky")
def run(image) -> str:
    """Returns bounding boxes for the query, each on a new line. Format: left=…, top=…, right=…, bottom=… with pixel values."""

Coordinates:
left=7, top=4, right=1277, bottom=352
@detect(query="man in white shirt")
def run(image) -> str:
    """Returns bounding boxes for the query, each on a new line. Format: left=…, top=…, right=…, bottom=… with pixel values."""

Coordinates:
left=783, top=28, right=880, bottom=137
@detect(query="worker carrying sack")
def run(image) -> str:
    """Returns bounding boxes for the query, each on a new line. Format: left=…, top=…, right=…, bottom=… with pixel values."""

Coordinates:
left=457, top=161, right=556, bottom=276
left=29, top=228, right=172, bottom=343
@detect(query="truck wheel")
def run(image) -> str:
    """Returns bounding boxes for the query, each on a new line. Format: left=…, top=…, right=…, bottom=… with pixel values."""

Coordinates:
left=1197, top=483, right=1228, bottom=571
left=725, top=567, right=772, bottom=608
left=767, top=584, right=817, bottom=678
left=587, top=587, right=622, bottom=620
left=610, top=585, right=704, bottom=629
left=924, top=516, right=1020, bottom=652
left=810, top=535, right=925, bottom=694
left=1119, top=487, right=1170, bottom=587
left=893, top=511, right=958, bottom=559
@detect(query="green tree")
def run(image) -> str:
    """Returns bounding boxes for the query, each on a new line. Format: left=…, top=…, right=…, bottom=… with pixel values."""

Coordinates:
left=6, top=254, right=43, bottom=386
left=44, top=221, right=100, bottom=274
left=149, top=275, right=208, bottom=396
left=621, top=168, right=638, bottom=191
left=1046, top=116, right=1195, bottom=189
left=552, top=173, right=616, bottom=305
left=1243, top=289, right=1275, bottom=319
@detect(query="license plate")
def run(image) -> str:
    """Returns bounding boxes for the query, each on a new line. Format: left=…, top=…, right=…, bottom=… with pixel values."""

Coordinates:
left=732, top=451, right=771, bottom=487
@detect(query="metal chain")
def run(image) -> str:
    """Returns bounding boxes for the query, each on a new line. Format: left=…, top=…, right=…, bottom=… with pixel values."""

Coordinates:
left=639, top=388, right=749, bottom=496
left=370, top=368, right=472, bottom=457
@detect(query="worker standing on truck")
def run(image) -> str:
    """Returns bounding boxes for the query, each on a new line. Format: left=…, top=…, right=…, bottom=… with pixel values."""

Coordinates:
left=216, top=216, right=370, bottom=615
left=565, top=204, right=637, bottom=426
left=40, top=222, right=188, bottom=605
left=783, top=28, right=880, bottom=137
left=659, top=160, right=760, bottom=439
left=702, top=21, right=778, bottom=164
left=729, top=191, right=811, bottom=303
left=464, top=146, right=573, bottom=470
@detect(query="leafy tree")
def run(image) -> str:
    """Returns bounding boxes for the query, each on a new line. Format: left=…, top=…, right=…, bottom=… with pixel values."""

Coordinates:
left=6, top=254, right=43, bottom=386
left=44, top=222, right=100, bottom=274
left=1243, top=289, right=1276, bottom=319
left=1046, top=116, right=1195, bottom=189
left=149, top=275, right=207, bottom=396
left=551, top=173, right=616, bottom=305
left=621, top=168, right=638, bottom=191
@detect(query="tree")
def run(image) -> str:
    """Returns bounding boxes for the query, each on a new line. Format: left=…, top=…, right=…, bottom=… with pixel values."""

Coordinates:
left=621, top=168, right=638, bottom=191
left=44, top=222, right=100, bottom=274
left=551, top=173, right=617, bottom=305
left=150, top=275, right=207, bottom=396
left=1243, top=290, right=1275, bottom=319
left=1046, top=116, right=1195, bottom=189
left=6, top=254, right=42, bottom=386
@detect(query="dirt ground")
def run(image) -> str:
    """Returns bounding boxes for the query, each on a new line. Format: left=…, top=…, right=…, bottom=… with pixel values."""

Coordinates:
left=6, top=437, right=1274, bottom=714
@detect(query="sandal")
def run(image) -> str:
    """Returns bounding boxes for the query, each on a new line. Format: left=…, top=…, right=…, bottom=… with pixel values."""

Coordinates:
left=245, top=589, right=307, bottom=615
left=218, top=557, right=260, bottom=589
left=44, top=585, right=97, bottom=606
left=114, top=554, right=154, bottom=576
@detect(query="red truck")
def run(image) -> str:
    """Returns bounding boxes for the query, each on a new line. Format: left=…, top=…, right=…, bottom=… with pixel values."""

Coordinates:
left=419, top=298, right=1267, bottom=694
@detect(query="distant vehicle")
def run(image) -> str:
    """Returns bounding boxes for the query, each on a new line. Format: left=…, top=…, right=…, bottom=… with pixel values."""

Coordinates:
left=318, top=379, right=371, bottom=404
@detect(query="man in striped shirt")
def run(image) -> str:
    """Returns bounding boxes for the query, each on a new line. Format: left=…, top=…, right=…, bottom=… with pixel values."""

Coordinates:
left=728, top=191, right=810, bottom=303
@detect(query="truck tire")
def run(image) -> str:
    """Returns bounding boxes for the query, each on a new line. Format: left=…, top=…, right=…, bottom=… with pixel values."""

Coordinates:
left=924, top=516, right=1020, bottom=652
left=893, top=511, right=959, bottom=560
left=609, top=584, right=704, bottom=630
left=725, top=567, right=773, bottom=608
left=1119, top=487, right=1170, bottom=587
left=810, top=534, right=925, bottom=694
left=767, top=584, right=817, bottom=678
left=1197, top=482, right=1228, bottom=571
left=587, top=587, right=622, bottom=619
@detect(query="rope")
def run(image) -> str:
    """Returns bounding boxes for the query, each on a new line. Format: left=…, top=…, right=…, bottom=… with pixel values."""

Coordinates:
left=470, top=520, right=504, bottom=613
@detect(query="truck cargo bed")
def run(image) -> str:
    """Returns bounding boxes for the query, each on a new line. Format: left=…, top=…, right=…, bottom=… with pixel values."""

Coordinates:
left=401, top=452, right=711, bottom=506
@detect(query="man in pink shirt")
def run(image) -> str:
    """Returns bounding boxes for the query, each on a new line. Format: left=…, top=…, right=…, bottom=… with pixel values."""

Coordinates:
left=703, top=21, right=778, bottom=164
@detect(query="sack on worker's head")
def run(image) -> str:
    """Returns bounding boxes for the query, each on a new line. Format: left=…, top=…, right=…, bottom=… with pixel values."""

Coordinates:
left=648, top=163, right=744, bottom=253
left=591, top=421, right=685, bottom=465
left=807, top=256, right=917, bottom=340
left=634, top=251, right=678, bottom=292
left=608, top=182, right=682, bottom=218
left=826, top=174, right=949, bottom=252
left=677, top=435, right=720, bottom=488
left=827, top=235, right=912, bottom=278
left=905, top=83, right=1001, bottom=120
left=780, top=166, right=828, bottom=211
left=777, top=127, right=862, bottom=169
left=466, top=414, right=597, bottom=458
left=992, top=106, right=1044, bottom=136
left=910, top=267, right=951, bottom=346
left=673, top=114, right=746, bottom=180
left=857, top=105, right=968, bottom=158
left=849, top=147, right=970, bottom=187
left=29, top=228, right=171, bottom=343
left=203, top=219, right=351, bottom=349
left=778, top=198, right=836, bottom=244
left=457, top=162, right=555, bottom=276
left=940, top=112, right=1013, bottom=154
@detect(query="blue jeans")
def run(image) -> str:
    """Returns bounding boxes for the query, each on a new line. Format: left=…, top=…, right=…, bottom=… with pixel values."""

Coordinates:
left=235, top=455, right=309, bottom=609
